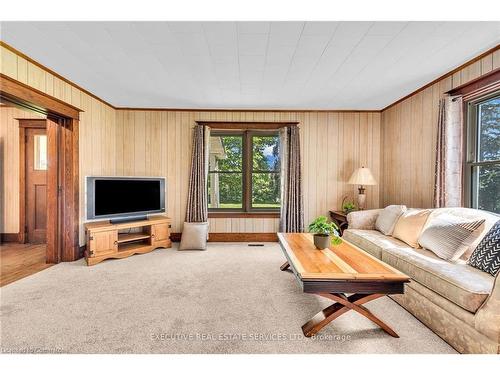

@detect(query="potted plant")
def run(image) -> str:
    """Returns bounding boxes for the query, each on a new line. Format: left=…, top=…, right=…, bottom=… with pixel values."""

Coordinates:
left=308, top=216, right=342, bottom=250
left=341, top=196, right=357, bottom=214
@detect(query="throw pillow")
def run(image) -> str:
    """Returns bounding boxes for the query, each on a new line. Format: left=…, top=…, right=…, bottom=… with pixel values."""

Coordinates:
left=418, top=214, right=485, bottom=261
left=179, top=222, right=209, bottom=251
left=468, top=221, right=500, bottom=276
left=375, top=205, right=407, bottom=235
left=392, top=209, right=432, bottom=248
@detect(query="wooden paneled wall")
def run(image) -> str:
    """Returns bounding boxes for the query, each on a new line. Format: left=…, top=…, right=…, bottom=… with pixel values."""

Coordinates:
left=1, top=44, right=380, bottom=244
left=5, top=41, right=496, bottom=245
left=380, top=49, right=500, bottom=208
left=1, top=45, right=116, bottom=245
left=115, top=110, right=381, bottom=234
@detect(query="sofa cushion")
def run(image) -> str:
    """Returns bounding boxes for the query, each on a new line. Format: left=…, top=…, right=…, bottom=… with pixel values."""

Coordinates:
left=468, top=221, right=500, bottom=276
left=426, top=208, right=500, bottom=260
left=346, top=209, right=382, bottom=230
left=343, top=229, right=412, bottom=259
left=381, top=246, right=494, bottom=313
left=375, top=205, right=406, bottom=235
left=418, top=213, right=485, bottom=260
left=392, top=209, right=432, bottom=248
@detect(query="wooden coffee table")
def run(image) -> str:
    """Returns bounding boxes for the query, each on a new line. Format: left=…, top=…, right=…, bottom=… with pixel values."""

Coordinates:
left=278, top=233, right=410, bottom=338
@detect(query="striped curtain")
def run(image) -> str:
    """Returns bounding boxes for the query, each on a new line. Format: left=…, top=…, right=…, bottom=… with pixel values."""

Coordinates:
left=279, top=125, right=304, bottom=232
left=434, top=96, right=463, bottom=208
left=185, top=125, right=210, bottom=222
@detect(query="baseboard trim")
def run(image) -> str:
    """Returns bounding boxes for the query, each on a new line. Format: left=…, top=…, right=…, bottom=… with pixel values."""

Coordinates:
left=170, top=232, right=278, bottom=242
left=1, top=233, right=20, bottom=243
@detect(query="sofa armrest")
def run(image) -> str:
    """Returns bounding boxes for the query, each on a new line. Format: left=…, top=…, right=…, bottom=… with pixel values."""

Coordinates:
left=346, top=209, right=382, bottom=230
left=475, top=273, right=500, bottom=343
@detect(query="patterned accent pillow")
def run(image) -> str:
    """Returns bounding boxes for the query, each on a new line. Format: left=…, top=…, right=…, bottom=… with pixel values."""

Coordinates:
left=468, top=221, right=500, bottom=276
left=418, top=214, right=485, bottom=260
left=375, top=205, right=406, bottom=235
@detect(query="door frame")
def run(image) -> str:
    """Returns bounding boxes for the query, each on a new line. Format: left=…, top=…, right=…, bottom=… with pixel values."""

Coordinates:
left=1, top=73, right=81, bottom=263
left=18, top=119, right=47, bottom=244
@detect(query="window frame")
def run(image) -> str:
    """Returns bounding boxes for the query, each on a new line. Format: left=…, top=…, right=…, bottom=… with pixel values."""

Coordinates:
left=208, top=130, right=281, bottom=215
left=464, top=89, right=500, bottom=211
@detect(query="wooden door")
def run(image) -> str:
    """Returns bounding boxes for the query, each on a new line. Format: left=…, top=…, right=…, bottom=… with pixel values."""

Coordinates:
left=25, top=128, right=48, bottom=244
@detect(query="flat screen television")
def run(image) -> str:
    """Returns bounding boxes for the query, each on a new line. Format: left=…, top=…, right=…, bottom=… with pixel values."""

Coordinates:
left=86, top=176, right=165, bottom=222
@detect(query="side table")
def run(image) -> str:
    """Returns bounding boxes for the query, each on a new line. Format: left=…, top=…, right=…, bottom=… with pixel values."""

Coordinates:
left=328, top=210, right=349, bottom=235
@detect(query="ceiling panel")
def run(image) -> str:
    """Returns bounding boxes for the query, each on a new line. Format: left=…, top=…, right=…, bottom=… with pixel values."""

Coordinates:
left=1, top=21, right=499, bottom=109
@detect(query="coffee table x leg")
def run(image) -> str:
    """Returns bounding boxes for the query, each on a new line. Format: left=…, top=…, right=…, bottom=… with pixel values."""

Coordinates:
left=280, top=261, right=290, bottom=271
left=301, top=293, right=399, bottom=338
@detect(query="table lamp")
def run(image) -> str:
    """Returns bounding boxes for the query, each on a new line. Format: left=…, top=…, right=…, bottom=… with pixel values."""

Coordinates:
left=348, top=166, right=377, bottom=210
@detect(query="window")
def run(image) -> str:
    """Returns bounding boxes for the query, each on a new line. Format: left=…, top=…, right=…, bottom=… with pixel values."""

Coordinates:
left=465, top=91, right=500, bottom=214
left=34, top=134, right=48, bottom=170
left=208, top=131, right=280, bottom=213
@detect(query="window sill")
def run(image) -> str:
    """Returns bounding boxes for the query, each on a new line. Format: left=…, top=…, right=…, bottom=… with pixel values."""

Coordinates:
left=208, top=212, right=280, bottom=218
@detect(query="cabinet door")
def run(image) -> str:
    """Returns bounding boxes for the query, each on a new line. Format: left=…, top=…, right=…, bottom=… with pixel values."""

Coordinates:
left=152, top=223, right=170, bottom=242
left=88, top=230, right=118, bottom=257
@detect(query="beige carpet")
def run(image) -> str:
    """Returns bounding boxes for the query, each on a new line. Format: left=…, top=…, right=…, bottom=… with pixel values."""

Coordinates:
left=0, top=242, right=456, bottom=354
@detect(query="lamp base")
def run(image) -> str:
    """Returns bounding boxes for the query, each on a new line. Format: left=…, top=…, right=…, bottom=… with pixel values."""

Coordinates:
left=357, top=186, right=366, bottom=210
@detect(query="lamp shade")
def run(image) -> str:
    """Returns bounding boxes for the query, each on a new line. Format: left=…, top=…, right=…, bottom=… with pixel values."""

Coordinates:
left=348, top=167, right=377, bottom=186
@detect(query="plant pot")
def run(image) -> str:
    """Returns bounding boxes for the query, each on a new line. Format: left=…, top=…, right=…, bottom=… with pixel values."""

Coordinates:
left=313, top=234, right=330, bottom=250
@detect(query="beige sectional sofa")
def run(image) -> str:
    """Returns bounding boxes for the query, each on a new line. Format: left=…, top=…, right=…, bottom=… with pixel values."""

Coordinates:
left=344, top=207, right=500, bottom=354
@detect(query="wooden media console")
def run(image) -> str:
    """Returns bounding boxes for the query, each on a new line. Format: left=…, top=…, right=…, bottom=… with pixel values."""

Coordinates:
left=84, top=215, right=172, bottom=266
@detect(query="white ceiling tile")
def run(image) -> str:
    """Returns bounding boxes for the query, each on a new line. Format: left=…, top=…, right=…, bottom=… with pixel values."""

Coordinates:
left=214, top=64, right=239, bottom=80
left=367, top=22, right=408, bottom=36
left=432, top=22, right=474, bottom=36
left=174, top=33, right=210, bottom=56
left=294, top=35, right=332, bottom=58
left=268, top=22, right=304, bottom=46
left=167, top=22, right=203, bottom=33
left=2, top=21, right=499, bottom=109
left=237, top=22, right=270, bottom=34
left=208, top=43, right=238, bottom=59
left=203, top=21, right=237, bottom=45
left=131, top=22, right=178, bottom=45
left=265, top=45, right=296, bottom=65
left=302, top=21, right=339, bottom=36
left=238, top=33, right=268, bottom=56
left=240, top=55, right=266, bottom=71
left=211, top=53, right=238, bottom=65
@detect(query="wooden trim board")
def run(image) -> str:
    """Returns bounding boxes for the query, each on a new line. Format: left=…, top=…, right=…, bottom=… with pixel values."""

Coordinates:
left=0, top=233, right=20, bottom=243
left=197, top=121, right=299, bottom=129
left=1, top=84, right=81, bottom=263
left=0, top=73, right=81, bottom=119
left=170, top=232, right=278, bottom=242
left=447, top=68, right=500, bottom=96
left=208, top=212, right=280, bottom=218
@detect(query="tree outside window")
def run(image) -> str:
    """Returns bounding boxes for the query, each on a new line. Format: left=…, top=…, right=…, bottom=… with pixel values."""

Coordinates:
left=208, top=131, right=280, bottom=212
left=466, top=93, right=500, bottom=214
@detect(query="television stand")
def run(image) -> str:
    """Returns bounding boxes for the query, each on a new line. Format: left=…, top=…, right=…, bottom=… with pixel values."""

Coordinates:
left=84, top=215, right=172, bottom=266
